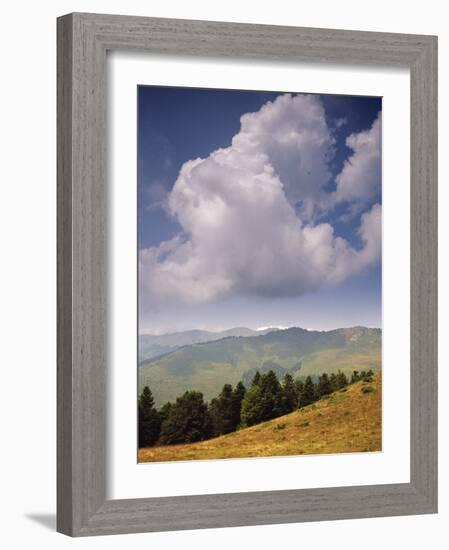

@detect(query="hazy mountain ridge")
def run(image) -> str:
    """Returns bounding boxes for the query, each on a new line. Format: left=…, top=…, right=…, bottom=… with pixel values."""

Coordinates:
left=139, top=327, right=278, bottom=362
left=139, top=326, right=381, bottom=407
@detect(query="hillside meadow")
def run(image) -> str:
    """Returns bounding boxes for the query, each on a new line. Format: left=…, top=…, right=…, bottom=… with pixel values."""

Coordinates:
left=139, top=372, right=381, bottom=462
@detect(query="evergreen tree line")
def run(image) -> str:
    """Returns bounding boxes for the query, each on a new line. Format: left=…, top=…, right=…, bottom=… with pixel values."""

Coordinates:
left=139, top=368, right=374, bottom=448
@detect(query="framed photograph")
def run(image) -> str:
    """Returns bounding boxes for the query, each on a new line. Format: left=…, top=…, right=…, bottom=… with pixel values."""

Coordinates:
left=57, top=13, right=437, bottom=536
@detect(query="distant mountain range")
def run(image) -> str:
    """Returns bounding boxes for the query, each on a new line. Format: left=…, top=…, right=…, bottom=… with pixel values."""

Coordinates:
left=139, top=326, right=381, bottom=407
left=139, top=327, right=277, bottom=363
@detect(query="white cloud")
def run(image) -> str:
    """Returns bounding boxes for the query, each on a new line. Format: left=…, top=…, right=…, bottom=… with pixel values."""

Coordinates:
left=139, top=94, right=381, bottom=308
left=333, top=112, right=382, bottom=209
left=232, top=93, right=335, bottom=221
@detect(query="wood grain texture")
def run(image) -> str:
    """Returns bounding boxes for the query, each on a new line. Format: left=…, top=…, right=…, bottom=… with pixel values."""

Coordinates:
left=57, top=12, right=438, bottom=536
left=409, top=36, right=438, bottom=508
left=57, top=13, right=74, bottom=536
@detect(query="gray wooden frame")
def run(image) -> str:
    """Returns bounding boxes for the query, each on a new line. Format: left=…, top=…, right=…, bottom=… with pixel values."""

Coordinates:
left=57, top=12, right=438, bottom=537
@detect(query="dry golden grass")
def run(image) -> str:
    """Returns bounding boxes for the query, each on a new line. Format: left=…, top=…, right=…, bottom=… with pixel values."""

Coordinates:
left=139, top=373, right=382, bottom=463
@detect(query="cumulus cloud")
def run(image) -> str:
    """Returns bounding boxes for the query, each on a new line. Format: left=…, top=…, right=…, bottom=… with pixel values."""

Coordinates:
left=139, top=94, right=381, bottom=307
left=333, top=112, right=381, bottom=210
left=232, top=94, right=335, bottom=221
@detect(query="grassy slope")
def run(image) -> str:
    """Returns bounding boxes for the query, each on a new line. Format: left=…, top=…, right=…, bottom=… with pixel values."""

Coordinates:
left=139, top=373, right=382, bottom=463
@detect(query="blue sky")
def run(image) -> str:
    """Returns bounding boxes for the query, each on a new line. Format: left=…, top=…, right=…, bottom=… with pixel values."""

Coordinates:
left=138, top=86, right=381, bottom=334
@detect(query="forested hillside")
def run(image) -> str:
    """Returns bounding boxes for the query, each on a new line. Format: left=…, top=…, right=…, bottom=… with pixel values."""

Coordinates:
left=139, top=326, right=381, bottom=406
left=139, top=373, right=381, bottom=462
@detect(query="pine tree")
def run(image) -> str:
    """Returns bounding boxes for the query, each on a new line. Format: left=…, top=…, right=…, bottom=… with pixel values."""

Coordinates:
left=336, top=370, right=348, bottom=389
left=318, top=372, right=332, bottom=397
left=208, top=397, right=219, bottom=436
left=140, top=385, right=155, bottom=413
left=230, top=381, right=246, bottom=429
left=158, top=402, right=172, bottom=425
left=300, top=376, right=316, bottom=407
left=295, top=379, right=304, bottom=408
left=159, top=391, right=209, bottom=445
left=259, top=370, right=284, bottom=421
left=251, top=370, right=261, bottom=386
left=282, top=373, right=298, bottom=413
left=241, top=385, right=264, bottom=426
left=203, top=406, right=214, bottom=441
left=330, top=372, right=338, bottom=392
left=209, top=384, right=235, bottom=436
left=138, top=386, right=161, bottom=447
left=351, top=370, right=360, bottom=384
left=233, top=380, right=246, bottom=403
